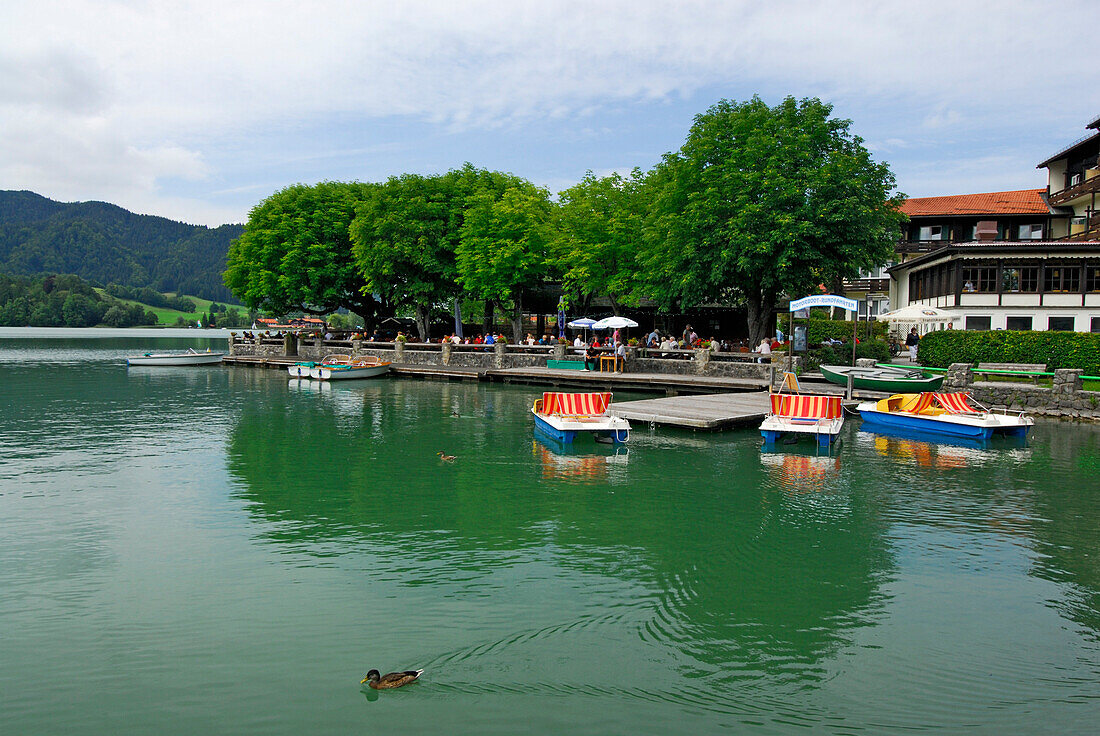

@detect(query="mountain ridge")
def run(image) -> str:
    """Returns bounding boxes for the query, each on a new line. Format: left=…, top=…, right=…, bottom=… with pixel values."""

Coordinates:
left=0, top=190, right=242, bottom=302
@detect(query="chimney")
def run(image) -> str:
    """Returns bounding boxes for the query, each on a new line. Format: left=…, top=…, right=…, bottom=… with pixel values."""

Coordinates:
left=975, top=220, right=998, bottom=241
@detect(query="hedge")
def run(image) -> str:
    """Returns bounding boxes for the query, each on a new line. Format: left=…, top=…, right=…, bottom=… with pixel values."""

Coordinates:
left=917, top=330, right=1100, bottom=374
left=804, top=341, right=891, bottom=371
left=801, top=317, right=887, bottom=344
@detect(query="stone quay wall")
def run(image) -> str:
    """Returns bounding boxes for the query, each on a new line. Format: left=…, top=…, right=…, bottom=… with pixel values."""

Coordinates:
left=228, top=336, right=773, bottom=382
left=942, top=362, right=1100, bottom=421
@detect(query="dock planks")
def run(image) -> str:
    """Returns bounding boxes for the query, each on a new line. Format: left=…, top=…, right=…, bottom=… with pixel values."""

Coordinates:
left=609, top=392, right=775, bottom=429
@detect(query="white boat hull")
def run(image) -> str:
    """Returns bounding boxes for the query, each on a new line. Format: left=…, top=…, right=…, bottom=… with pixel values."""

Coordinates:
left=532, top=409, right=630, bottom=443
left=310, top=363, right=391, bottom=380
left=127, top=352, right=224, bottom=366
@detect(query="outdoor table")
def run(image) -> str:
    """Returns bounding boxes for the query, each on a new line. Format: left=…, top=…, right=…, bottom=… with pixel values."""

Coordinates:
left=599, top=355, right=621, bottom=372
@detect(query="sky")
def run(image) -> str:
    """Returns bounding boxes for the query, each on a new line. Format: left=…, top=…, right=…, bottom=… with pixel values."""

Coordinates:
left=1, top=0, right=1098, bottom=227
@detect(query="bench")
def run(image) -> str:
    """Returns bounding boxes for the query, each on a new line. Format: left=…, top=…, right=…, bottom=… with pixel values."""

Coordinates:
left=974, top=362, right=1048, bottom=384
left=547, top=359, right=588, bottom=371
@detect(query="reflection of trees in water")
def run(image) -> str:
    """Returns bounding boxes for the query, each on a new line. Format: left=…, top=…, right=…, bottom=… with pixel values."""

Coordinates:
left=227, top=382, right=895, bottom=680
left=1025, top=424, right=1100, bottom=638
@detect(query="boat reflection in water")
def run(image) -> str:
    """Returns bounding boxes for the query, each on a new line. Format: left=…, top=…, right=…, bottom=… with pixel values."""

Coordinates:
left=532, top=436, right=629, bottom=483
left=759, top=444, right=842, bottom=494
left=857, top=426, right=1031, bottom=468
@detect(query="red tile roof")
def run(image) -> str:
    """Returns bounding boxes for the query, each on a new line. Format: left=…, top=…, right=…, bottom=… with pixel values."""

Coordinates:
left=901, top=189, right=1050, bottom=217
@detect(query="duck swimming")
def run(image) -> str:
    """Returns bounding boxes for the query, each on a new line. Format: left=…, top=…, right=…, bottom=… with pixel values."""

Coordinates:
left=437, top=451, right=456, bottom=461
left=361, top=669, right=424, bottom=689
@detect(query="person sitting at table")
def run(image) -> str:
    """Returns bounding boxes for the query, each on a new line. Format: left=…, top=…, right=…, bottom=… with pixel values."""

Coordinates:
left=755, top=337, right=772, bottom=363
left=583, top=343, right=597, bottom=371
left=615, top=341, right=627, bottom=371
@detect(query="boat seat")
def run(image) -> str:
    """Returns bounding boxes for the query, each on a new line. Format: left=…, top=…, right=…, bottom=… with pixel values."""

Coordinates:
left=933, top=392, right=983, bottom=415
left=770, top=394, right=842, bottom=421
left=539, top=392, right=613, bottom=417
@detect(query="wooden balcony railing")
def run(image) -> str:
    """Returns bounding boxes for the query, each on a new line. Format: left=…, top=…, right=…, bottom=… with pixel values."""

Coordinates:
left=1049, top=172, right=1100, bottom=206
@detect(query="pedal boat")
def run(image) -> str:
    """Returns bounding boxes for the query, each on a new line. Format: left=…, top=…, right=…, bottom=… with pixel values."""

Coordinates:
left=759, top=393, right=845, bottom=447
left=856, top=392, right=1032, bottom=439
left=532, top=391, right=630, bottom=444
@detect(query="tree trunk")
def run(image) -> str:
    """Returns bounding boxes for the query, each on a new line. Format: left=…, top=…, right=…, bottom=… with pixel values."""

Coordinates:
left=745, top=289, right=774, bottom=347
left=608, top=294, right=621, bottom=316
left=414, top=302, right=430, bottom=343
left=509, top=292, right=523, bottom=344
left=483, top=299, right=495, bottom=334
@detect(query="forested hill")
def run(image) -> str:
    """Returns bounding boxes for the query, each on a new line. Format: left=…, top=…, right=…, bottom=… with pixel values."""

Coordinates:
left=0, top=190, right=242, bottom=302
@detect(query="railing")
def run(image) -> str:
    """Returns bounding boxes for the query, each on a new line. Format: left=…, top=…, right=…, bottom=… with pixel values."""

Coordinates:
left=1049, top=172, right=1100, bottom=206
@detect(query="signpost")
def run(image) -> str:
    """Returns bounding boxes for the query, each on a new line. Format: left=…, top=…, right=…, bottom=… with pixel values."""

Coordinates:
left=786, top=294, right=860, bottom=374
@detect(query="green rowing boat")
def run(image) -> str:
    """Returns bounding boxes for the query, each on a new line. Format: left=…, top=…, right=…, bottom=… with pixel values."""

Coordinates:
left=819, top=364, right=944, bottom=393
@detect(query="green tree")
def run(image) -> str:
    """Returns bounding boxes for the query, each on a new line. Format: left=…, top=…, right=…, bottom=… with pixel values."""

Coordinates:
left=224, top=182, right=382, bottom=322
left=552, top=170, right=646, bottom=315
left=351, top=165, right=508, bottom=341
left=61, top=293, right=99, bottom=327
left=457, top=179, right=553, bottom=343
left=643, top=96, right=905, bottom=344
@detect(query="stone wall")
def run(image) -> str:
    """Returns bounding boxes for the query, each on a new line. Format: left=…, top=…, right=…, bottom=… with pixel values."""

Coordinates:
left=942, top=362, right=1099, bottom=420
left=228, top=337, right=772, bottom=382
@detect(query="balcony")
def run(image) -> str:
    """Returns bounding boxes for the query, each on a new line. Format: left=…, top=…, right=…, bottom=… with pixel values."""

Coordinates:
left=896, top=240, right=951, bottom=255
left=1049, top=169, right=1100, bottom=206
left=842, top=277, right=890, bottom=293
left=1063, top=212, right=1100, bottom=241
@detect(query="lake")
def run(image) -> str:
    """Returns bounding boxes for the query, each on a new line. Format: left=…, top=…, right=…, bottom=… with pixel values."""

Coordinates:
left=1, top=330, right=1098, bottom=734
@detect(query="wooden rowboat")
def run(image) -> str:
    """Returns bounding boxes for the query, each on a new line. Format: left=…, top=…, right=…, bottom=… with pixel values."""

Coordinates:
left=820, top=364, right=943, bottom=393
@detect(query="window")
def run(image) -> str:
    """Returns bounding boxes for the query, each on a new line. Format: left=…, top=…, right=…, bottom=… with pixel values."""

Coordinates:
left=1092, top=317, right=1100, bottom=333
left=1087, top=267, right=1100, bottom=292
left=1048, top=316, right=1075, bottom=331
left=965, top=316, right=992, bottom=331
left=1001, top=266, right=1039, bottom=292
left=1017, top=224, right=1043, bottom=240
left=961, top=267, right=996, bottom=292
left=1006, top=316, right=1033, bottom=331
left=1044, top=266, right=1081, bottom=293
left=919, top=225, right=943, bottom=241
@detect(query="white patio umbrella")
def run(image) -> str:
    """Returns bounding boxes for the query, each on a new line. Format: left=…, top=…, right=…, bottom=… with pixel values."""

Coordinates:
left=591, top=316, right=639, bottom=329
left=877, top=304, right=961, bottom=334
left=567, top=317, right=597, bottom=342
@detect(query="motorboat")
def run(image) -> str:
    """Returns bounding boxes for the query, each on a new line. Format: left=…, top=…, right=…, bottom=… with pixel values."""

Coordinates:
left=127, top=348, right=224, bottom=366
left=759, top=393, right=845, bottom=446
left=309, top=355, right=391, bottom=380
left=820, top=364, right=943, bottom=393
left=856, top=392, right=1032, bottom=439
left=532, top=391, right=630, bottom=444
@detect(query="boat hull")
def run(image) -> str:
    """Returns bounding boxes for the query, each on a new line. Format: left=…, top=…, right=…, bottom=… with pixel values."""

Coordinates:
left=857, top=404, right=1031, bottom=439
left=532, top=411, right=629, bottom=444
left=820, top=365, right=943, bottom=393
left=127, top=353, right=224, bottom=366
left=288, top=363, right=315, bottom=377
left=760, top=415, right=844, bottom=447
left=310, top=363, right=391, bottom=380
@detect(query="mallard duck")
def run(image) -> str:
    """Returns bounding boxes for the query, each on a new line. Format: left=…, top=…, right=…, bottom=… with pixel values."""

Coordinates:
left=361, top=668, right=423, bottom=689
left=437, top=451, right=456, bottom=461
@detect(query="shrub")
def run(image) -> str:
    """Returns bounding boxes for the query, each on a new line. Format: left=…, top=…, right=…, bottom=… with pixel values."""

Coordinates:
left=917, top=330, right=1100, bottom=374
left=802, top=317, right=887, bottom=344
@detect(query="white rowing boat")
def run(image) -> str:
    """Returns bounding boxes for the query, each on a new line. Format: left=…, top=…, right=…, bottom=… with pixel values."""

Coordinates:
left=126, top=349, right=224, bottom=366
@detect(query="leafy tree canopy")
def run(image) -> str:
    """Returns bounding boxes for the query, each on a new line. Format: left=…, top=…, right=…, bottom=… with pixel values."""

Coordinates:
left=351, top=164, right=516, bottom=340
left=224, top=181, right=380, bottom=320
left=552, top=169, right=647, bottom=315
left=457, top=177, right=553, bottom=342
left=642, top=96, right=905, bottom=343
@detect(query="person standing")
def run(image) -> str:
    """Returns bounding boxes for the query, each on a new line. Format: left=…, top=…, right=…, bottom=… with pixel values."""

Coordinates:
left=905, top=328, right=920, bottom=361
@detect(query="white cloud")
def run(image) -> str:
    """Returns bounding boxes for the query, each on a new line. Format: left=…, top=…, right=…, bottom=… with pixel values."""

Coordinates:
left=0, top=0, right=1097, bottom=223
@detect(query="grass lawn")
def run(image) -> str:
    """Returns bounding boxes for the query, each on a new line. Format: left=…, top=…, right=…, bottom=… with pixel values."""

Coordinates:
left=94, top=289, right=218, bottom=325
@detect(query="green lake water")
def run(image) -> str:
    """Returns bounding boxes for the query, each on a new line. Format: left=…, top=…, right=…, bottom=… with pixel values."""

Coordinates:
left=2, top=331, right=1099, bottom=734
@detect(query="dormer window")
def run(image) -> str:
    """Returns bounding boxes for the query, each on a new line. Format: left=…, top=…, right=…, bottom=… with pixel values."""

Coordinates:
left=918, top=225, right=943, bottom=241
left=1017, top=224, right=1043, bottom=240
